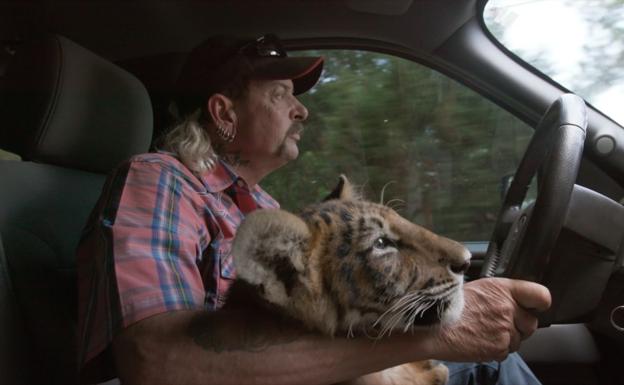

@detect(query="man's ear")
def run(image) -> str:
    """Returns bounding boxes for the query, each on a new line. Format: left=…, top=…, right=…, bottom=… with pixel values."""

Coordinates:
left=206, top=93, right=236, bottom=130
left=231, top=209, right=310, bottom=301
left=323, top=174, right=358, bottom=201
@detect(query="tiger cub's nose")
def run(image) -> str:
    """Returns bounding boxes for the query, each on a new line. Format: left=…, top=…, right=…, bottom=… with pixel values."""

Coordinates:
left=442, top=242, right=471, bottom=275
left=450, top=260, right=471, bottom=275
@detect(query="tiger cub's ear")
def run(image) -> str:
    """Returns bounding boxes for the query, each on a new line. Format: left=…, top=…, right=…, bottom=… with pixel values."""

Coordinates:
left=231, top=209, right=311, bottom=306
left=323, top=174, right=359, bottom=201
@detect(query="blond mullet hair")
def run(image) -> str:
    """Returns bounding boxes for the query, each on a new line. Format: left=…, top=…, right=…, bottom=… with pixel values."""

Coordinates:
left=158, top=107, right=219, bottom=174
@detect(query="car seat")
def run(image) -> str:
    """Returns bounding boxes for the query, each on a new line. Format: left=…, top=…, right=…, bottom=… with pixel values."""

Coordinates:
left=0, top=34, right=153, bottom=384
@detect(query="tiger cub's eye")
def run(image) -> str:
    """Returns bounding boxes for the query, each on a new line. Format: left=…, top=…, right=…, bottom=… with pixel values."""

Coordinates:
left=374, top=237, right=396, bottom=249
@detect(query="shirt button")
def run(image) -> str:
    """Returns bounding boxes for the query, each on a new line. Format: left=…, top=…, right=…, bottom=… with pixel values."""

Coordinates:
left=236, top=179, right=245, bottom=187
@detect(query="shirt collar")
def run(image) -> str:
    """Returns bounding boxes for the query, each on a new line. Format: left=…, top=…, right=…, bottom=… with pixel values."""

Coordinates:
left=199, top=159, right=242, bottom=193
left=198, top=159, right=280, bottom=209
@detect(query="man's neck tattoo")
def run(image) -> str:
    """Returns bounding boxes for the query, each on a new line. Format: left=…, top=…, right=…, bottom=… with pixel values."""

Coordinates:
left=221, top=152, right=250, bottom=167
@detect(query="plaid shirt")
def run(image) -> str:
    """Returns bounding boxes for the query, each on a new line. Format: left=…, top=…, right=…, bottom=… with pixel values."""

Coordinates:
left=76, top=152, right=278, bottom=374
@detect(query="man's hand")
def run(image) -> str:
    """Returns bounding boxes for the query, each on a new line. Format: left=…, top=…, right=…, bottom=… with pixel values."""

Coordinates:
left=431, top=277, right=551, bottom=362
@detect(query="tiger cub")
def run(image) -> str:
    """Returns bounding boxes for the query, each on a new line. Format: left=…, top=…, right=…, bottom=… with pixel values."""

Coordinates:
left=230, top=175, right=471, bottom=385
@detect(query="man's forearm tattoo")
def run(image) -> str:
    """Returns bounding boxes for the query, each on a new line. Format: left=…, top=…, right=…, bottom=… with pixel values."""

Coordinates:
left=187, top=311, right=305, bottom=353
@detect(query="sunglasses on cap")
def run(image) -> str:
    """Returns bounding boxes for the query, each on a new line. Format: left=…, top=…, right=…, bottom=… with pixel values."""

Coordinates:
left=238, top=34, right=287, bottom=58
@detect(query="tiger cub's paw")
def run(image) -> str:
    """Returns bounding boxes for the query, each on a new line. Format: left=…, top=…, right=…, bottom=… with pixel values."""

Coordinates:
left=408, top=360, right=449, bottom=385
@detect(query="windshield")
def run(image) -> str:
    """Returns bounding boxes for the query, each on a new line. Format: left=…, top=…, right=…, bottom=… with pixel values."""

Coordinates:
left=484, top=0, right=624, bottom=126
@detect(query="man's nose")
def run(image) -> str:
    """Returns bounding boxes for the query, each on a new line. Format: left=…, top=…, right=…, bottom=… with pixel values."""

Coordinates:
left=292, top=98, right=308, bottom=121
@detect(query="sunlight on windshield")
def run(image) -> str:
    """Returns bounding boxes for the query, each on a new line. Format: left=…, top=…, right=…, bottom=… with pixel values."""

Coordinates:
left=484, top=0, right=624, bottom=126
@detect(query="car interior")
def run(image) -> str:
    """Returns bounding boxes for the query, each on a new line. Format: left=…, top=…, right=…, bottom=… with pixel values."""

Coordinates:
left=0, top=34, right=153, bottom=384
left=0, top=1, right=623, bottom=385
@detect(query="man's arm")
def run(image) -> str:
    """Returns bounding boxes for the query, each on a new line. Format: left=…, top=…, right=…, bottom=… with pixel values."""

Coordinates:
left=112, top=278, right=551, bottom=385
left=112, top=307, right=432, bottom=385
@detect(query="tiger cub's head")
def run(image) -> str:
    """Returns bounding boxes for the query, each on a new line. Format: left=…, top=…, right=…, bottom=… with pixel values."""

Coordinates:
left=231, top=175, right=470, bottom=337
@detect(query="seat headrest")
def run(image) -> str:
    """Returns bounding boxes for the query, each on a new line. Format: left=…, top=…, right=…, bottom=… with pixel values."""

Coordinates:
left=0, top=35, right=153, bottom=173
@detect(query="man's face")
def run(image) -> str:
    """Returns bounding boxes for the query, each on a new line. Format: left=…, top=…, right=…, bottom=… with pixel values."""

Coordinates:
left=233, top=79, right=309, bottom=170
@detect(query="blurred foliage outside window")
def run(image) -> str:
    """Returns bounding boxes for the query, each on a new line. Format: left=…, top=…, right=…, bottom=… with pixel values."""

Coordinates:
left=262, top=50, right=533, bottom=242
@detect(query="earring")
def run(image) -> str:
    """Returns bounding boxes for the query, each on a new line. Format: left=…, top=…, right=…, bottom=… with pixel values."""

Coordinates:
left=216, top=124, right=236, bottom=143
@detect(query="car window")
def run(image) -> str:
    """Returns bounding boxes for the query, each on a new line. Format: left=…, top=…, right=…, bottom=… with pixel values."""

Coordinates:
left=262, top=50, right=534, bottom=242
left=0, top=148, right=20, bottom=161
left=484, top=0, right=624, bottom=127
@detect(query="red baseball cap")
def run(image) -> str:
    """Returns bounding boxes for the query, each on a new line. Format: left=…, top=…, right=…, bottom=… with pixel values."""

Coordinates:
left=175, top=34, right=324, bottom=116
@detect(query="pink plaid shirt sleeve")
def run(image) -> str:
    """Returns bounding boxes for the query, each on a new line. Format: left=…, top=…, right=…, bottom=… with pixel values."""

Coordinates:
left=77, top=152, right=278, bottom=378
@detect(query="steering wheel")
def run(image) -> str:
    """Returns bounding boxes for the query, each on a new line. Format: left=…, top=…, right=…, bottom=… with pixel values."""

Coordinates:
left=481, top=94, right=588, bottom=322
